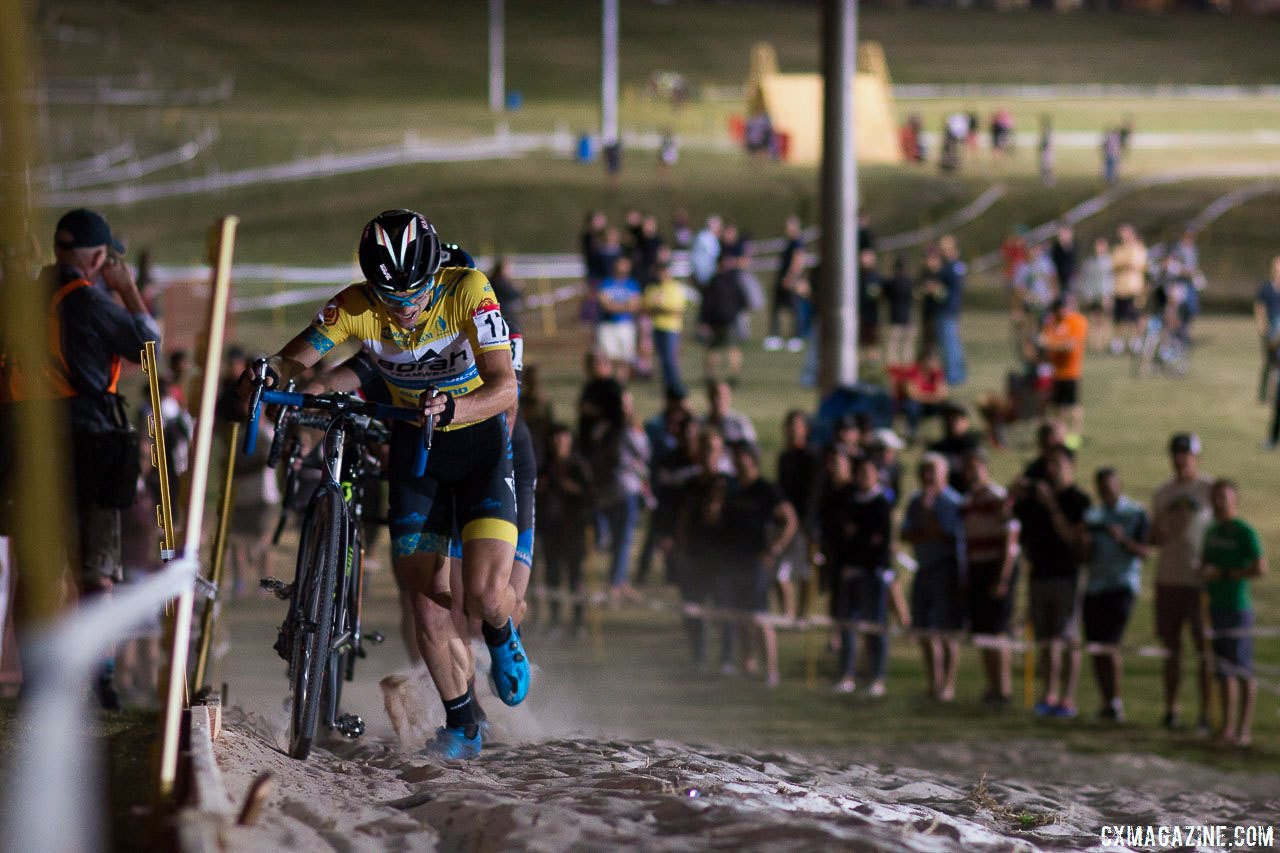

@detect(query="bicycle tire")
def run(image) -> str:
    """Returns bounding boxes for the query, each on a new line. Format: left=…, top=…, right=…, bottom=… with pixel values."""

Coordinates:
left=323, top=521, right=358, bottom=728
left=288, top=485, right=343, bottom=760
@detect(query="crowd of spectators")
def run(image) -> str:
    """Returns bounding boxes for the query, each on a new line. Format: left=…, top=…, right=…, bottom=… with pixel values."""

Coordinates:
left=539, top=206, right=1271, bottom=748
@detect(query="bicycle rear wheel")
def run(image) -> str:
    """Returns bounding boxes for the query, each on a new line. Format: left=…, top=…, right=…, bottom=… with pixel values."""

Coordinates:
left=288, top=485, right=343, bottom=760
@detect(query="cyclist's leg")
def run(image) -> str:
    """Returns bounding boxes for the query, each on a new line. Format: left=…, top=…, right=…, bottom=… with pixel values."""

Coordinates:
left=387, top=426, right=478, bottom=737
left=510, top=418, right=537, bottom=628
left=451, top=417, right=526, bottom=705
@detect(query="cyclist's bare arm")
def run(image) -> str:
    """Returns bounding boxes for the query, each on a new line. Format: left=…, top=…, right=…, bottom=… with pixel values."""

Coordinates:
left=421, top=348, right=516, bottom=424
left=235, top=327, right=334, bottom=406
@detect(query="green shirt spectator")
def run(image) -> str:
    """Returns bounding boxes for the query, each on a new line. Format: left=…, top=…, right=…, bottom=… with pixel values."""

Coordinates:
left=1202, top=518, right=1261, bottom=611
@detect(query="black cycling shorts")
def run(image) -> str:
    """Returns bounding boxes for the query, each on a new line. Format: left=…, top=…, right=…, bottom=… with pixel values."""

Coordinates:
left=388, top=416, right=516, bottom=558
left=417, top=416, right=536, bottom=565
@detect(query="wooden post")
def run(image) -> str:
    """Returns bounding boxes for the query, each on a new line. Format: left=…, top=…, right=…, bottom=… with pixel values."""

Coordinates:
left=192, top=422, right=239, bottom=693
left=159, top=216, right=238, bottom=798
left=539, top=278, right=558, bottom=336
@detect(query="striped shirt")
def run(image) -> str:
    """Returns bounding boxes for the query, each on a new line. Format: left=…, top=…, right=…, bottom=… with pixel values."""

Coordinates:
left=962, top=481, right=1017, bottom=565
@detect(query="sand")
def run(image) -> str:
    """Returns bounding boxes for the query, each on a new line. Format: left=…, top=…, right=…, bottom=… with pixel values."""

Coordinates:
left=212, top=653, right=1280, bottom=852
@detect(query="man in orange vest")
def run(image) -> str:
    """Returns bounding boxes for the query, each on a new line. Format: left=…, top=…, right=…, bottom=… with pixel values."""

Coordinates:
left=10, top=209, right=159, bottom=708
left=1039, top=294, right=1089, bottom=450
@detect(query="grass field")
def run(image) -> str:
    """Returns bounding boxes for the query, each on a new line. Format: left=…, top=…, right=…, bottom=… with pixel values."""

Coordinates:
left=27, top=2, right=1280, bottom=300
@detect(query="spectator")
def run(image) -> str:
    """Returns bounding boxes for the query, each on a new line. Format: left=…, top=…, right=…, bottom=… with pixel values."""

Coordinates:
left=1078, top=237, right=1115, bottom=353
left=867, top=428, right=905, bottom=505
left=765, top=216, right=806, bottom=351
left=1102, top=129, right=1122, bottom=184
left=882, top=255, right=915, bottom=368
left=962, top=450, right=1019, bottom=709
left=901, top=453, right=965, bottom=702
left=631, top=214, right=664, bottom=287
left=643, top=261, right=688, bottom=398
left=657, top=131, right=678, bottom=182
left=1012, top=243, right=1057, bottom=362
left=725, top=443, right=797, bottom=687
left=593, top=391, right=651, bottom=607
left=928, top=404, right=983, bottom=494
left=536, top=425, right=594, bottom=635
left=899, top=351, right=949, bottom=444
left=703, top=378, right=757, bottom=474
left=228, top=412, right=281, bottom=597
left=595, top=256, right=642, bottom=380
left=520, top=364, right=555, bottom=470
left=1038, top=115, right=1055, bottom=186
left=918, top=246, right=945, bottom=357
left=677, top=428, right=735, bottom=669
left=1023, top=419, right=1068, bottom=483
left=858, top=249, right=883, bottom=364
left=642, top=412, right=700, bottom=589
left=1038, top=295, right=1089, bottom=449
left=936, top=236, right=968, bottom=386
left=690, top=215, right=722, bottom=290
left=637, top=391, right=690, bottom=585
left=1050, top=225, right=1077, bottom=295
left=815, top=447, right=855, bottom=683
left=1000, top=227, right=1030, bottom=291
left=116, top=437, right=164, bottom=701
left=671, top=208, right=693, bottom=251
left=1013, top=446, right=1090, bottom=718
left=776, top=410, right=820, bottom=618
left=830, top=455, right=895, bottom=696
left=857, top=208, right=876, bottom=254
left=488, top=256, right=525, bottom=330
left=576, top=350, right=624, bottom=470
left=1201, top=478, right=1265, bottom=747
left=1082, top=467, right=1150, bottom=723
left=1150, top=432, right=1213, bottom=732
left=699, top=257, right=748, bottom=384
left=1110, top=224, right=1147, bottom=354
left=1255, top=255, right=1280, bottom=413
left=15, top=209, right=160, bottom=708
left=580, top=210, right=608, bottom=276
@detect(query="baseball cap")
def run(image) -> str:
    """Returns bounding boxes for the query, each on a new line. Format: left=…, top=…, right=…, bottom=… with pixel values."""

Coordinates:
left=869, top=428, right=905, bottom=451
left=1168, top=432, right=1201, bottom=455
left=54, top=208, right=125, bottom=254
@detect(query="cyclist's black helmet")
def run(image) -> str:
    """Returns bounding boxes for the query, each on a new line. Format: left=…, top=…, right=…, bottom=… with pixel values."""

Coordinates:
left=358, top=209, right=442, bottom=294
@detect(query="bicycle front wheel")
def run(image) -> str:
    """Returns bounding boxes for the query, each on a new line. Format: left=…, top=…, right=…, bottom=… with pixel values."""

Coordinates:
left=288, top=485, right=343, bottom=760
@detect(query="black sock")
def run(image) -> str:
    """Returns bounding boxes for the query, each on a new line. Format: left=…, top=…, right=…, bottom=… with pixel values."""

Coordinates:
left=442, top=688, right=479, bottom=738
left=481, top=618, right=512, bottom=647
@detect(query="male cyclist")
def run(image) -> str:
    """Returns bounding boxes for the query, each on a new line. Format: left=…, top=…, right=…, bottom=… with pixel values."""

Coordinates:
left=241, top=210, right=528, bottom=758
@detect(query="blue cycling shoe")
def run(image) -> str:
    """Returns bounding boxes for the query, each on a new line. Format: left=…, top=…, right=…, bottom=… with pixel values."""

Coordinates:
left=487, top=618, right=530, bottom=707
left=419, top=725, right=482, bottom=760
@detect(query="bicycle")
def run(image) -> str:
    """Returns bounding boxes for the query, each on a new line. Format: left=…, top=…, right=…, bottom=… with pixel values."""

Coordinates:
left=243, top=361, right=429, bottom=760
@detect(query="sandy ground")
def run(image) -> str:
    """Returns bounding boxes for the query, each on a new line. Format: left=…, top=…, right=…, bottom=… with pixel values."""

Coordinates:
left=200, top=572, right=1280, bottom=852
left=212, top=636, right=1280, bottom=852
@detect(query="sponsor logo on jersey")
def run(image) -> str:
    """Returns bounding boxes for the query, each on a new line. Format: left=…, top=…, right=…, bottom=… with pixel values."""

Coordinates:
left=315, top=300, right=341, bottom=326
left=472, top=298, right=499, bottom=317
left=376, top=347, right=471, bottom=379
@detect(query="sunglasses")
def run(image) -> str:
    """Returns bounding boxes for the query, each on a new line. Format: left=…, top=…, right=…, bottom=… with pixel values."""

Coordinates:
left=372, top=280, right=431, bottom=309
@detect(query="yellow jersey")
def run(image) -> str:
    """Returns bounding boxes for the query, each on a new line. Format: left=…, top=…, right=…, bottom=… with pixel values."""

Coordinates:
left=305, top=267, right=511, bottom=430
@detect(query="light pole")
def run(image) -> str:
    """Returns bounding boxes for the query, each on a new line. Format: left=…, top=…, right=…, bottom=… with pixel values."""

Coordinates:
left=601, top=0, right=619, bottom=147
left=488, top=0, right=505, bottom=113
left=818, top=0, right=859, bottom=393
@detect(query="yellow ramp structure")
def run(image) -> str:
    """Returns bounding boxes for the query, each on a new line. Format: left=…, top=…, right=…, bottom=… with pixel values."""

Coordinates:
left=750, top=41, right=901, bottom=167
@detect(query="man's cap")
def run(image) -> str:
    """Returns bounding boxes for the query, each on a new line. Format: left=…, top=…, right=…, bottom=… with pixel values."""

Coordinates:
left=55, top=208, right=125, bottom=254
left=1168, top=432, right=1201, bottom=456
left=941, top=401, right=970, bottom=419
left=869, top=428, right=905, bottom=451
